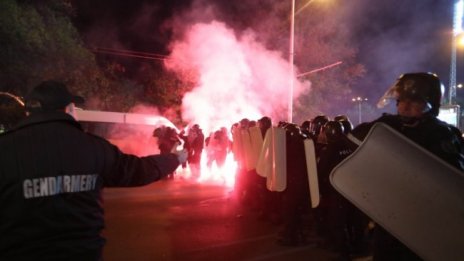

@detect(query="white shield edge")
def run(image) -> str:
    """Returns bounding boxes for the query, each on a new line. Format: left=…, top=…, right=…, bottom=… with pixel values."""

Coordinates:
left=265, top=127, right=287, bottom=192
left=249, top=126, right=264, bottom=170
left=330, top=123, right=464, bottom=261
left=232, top=129, right=244, bottom=169
left=256, top=128, right=271, bottom=178
left=304, top=138, right=320, bottom=208
left=240, top=128, right=254, bottom=171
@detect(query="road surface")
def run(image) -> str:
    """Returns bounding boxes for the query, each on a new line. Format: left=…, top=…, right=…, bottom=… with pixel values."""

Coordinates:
left=102, top=178, right=350, bottom=261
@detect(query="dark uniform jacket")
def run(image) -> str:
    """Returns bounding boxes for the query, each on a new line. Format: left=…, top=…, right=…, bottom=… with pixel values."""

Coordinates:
left=352, top=114, right=464, bottom=171
left=0, top=111, right=180, bottom=260
left=317, top=135, right=358, bottom=197
left=351, top=113, right=464, bottom=260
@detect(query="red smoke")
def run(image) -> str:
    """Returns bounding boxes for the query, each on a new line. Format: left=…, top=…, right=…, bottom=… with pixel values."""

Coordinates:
left=165, top=21, right=310, bottom=133
left=106, top=105, right=180, bottom=156
left=163, top=21, right=310, bottom=186
left=114, top=21, right=311, bottom=186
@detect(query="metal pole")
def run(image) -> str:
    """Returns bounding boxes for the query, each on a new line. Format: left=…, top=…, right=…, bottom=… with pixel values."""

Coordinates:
left=450, top=32, right=457, bottom=105
left=358, top=101, right=362, bottom=124
left=289, top=0, right=295, bottom=123
left=450, top=0, right=464, bottom=105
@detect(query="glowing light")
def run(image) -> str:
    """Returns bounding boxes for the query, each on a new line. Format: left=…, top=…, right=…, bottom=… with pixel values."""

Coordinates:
left=165, top=21, right=310, bottom=132
left=450, top=0, right=464, bottom=104
left=175, top=151, right=237, bottom=188
left=351, top=96, right=368, bottom=102
left=198, top=152, right=237, bottom=187
left=454, top=0, right=464, bottom=36
left=458, top=33, right=464, bottom=47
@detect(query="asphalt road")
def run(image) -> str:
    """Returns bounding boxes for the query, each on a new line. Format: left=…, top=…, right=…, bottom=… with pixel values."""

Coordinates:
left=102, top=178, right=341, bottom=261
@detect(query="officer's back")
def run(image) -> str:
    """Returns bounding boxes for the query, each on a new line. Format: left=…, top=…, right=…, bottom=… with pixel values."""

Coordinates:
left=0, top=81, right=184, bottom=260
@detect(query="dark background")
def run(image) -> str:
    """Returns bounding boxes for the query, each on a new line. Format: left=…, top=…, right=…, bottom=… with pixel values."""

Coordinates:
left=70, top=0, right=462, bottom=102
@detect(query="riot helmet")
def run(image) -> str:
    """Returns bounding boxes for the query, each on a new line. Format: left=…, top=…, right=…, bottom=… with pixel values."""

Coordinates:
left=258, top=116, right=272, bottom=129
left=258, top=116, right=272, bottom=135
left=284, top=123, right=302, bottom=137
left=323, top=121, right=344, bottom=143
left=230, top=122, right=239, bottom=133
left=239, top=118, right=250, bottom=129
left=333, top=115, right=348, bottom=122
left=153, top=126, right=164, bottom=138
left=278, top=121, right=289, bottom=128
left=311, top=115, right=329, bottom=136
left=334, top=115, right=353, bottom=134
left=300, top=120, right=311, bottom=131
left=377, top=72, right=444, bottom=117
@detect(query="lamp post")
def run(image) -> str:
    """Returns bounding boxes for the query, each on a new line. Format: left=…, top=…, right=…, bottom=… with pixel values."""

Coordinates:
left=352, top=96, right=368, bottom=124
left=289, top=0, right=296, bottom=123
left=449, top=0, right=464, bottom=105
left=289, top=0, right=320, bottom=123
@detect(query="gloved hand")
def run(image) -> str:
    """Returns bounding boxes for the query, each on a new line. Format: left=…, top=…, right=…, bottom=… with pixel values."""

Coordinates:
left=175, top=149, right=188, bottom=164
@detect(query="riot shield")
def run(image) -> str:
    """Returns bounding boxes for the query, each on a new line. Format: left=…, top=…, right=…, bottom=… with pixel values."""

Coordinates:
left=330, top=123, right=464, bottom=261
left=249, top=126, right=264, bottom=170
left=232, top=128, right=244, bottom=168
left=304, top=138, right=320, bottom=208
left=240, top=128, right=254, bottom=171
left=256, top=127, right=286, bottom=191
left=255, top=128, right=271, bottom=178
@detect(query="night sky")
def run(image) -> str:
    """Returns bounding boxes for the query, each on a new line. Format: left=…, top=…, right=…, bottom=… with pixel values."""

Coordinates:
left=70, top=0, right=463, bottom=102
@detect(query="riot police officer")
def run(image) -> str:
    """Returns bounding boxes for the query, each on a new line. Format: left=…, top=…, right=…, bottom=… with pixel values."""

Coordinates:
left=300, top=119, right=311, bottom=137
left=334, top=115, right=353, bottom=134
left=318, top=121, right=369, bottom=259
left=310, top=115, right=329, bottom=140
left=351, top=72, right=464, bottom=260
left=277, top=123, right=311, bottom=246
left=181, top=124, right=205, bottom=178
left=153, top=125, right=182, bottom=179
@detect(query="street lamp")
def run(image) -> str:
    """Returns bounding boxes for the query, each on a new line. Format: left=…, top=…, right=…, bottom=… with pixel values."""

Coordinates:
left=289, top=0, right=296, bottom=123
left=352, top=96, right=368, bottom=124
left=289, top=0, right=320, bottom=123
left=449, top=0, right=463, bottom=105
left=458, top=32, right=464, bottom=47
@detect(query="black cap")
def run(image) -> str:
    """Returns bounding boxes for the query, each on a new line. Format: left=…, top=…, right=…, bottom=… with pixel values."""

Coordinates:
left=26, top=80, right=84, bottom=111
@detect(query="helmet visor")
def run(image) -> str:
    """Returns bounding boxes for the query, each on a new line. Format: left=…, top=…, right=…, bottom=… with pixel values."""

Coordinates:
left=377, top=79, right=433, bottom=113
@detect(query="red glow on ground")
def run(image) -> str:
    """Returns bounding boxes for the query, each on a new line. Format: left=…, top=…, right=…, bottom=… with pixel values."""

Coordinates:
left=175, top=151, right=237, bottom=188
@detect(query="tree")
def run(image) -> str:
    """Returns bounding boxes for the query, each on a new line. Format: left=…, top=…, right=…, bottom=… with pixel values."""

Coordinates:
left=0, top=0, right=113, bottom=109
left=137, top=63, right=196, bottom=125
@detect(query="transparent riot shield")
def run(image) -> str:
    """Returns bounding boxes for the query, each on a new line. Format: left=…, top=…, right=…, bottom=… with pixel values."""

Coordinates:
left=330, top=123, right=464, bottom=261
left=304, top=138, right=319, bottom=208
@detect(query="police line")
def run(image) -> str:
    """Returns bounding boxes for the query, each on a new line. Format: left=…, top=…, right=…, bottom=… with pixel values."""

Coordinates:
left=232, top=125, right=320, bottom=208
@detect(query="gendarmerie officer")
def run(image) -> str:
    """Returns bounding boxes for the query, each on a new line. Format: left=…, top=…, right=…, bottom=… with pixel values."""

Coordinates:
left=0, top=80, right=187, bottom=260
left=351, top=72, right=464, bottom=260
